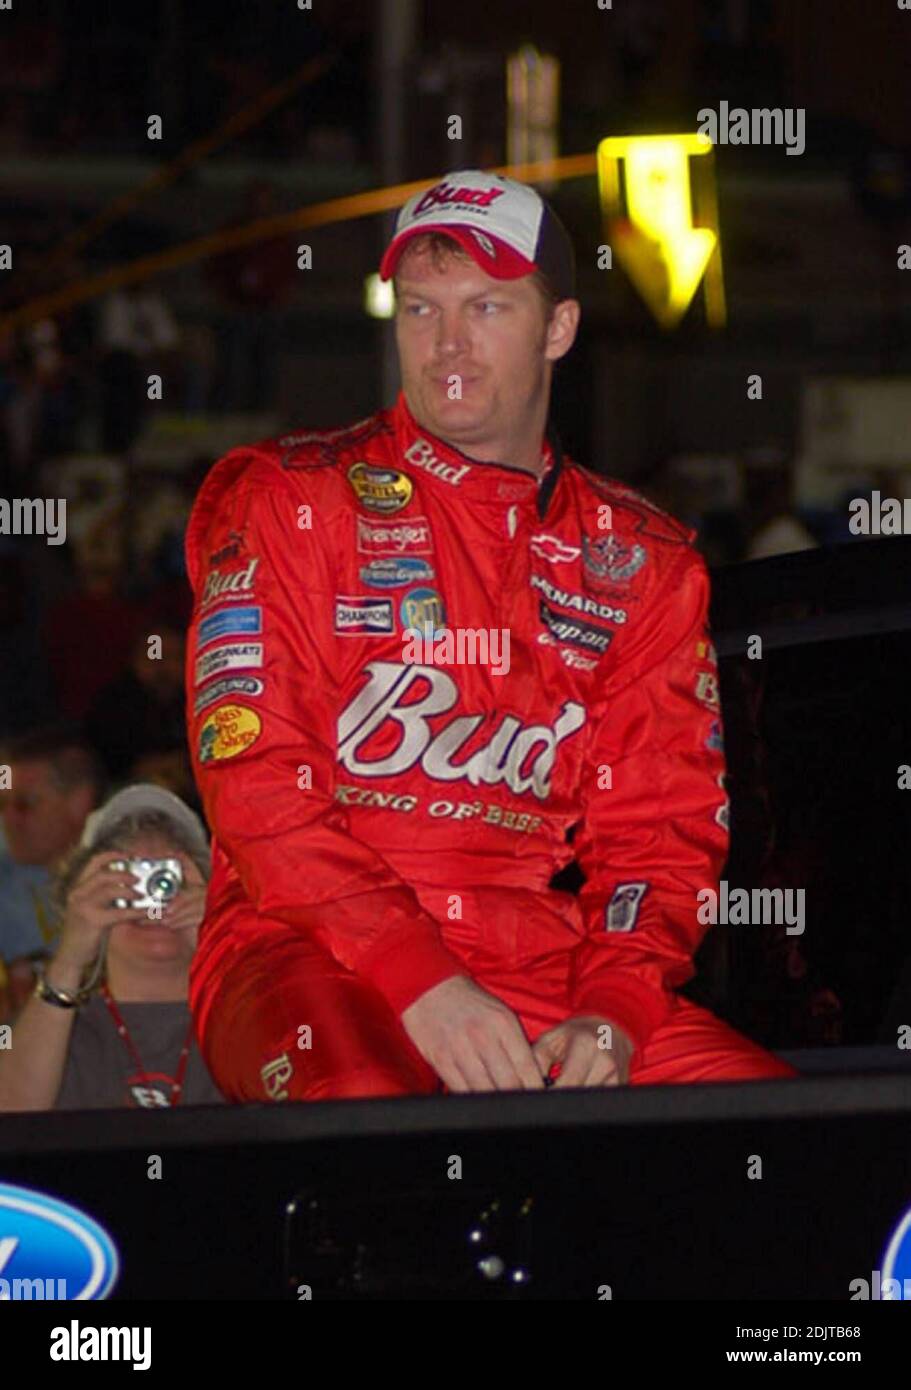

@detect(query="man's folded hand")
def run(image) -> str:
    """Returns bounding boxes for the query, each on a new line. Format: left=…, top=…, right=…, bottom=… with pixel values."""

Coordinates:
left=532, top=1015, right=634, bottom=1088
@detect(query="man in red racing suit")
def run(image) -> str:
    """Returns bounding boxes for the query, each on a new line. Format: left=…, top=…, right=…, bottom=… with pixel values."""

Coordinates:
left=184, top=170, right=797, bottom=1099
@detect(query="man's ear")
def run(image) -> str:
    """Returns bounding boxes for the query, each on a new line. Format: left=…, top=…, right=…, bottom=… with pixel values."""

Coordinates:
left=545, top=299, right=581, bottom=364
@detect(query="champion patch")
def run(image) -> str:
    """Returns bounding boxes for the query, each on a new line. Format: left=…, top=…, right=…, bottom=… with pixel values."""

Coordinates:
left=334, top=596, right=394, bottom=635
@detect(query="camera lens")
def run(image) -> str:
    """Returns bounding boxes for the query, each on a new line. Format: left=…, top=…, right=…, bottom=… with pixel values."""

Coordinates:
left=148, top=869, right=180, bottom=902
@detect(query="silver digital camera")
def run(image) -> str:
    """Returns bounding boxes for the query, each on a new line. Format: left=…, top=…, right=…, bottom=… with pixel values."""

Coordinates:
left=128, top=857, right=183, bottom=911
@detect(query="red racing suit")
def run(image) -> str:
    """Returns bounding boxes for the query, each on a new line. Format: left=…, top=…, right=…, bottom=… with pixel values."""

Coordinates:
left=184, top=390, right=741, bottom=1100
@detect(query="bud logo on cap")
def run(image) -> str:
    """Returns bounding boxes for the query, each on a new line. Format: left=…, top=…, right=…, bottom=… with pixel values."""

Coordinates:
left=379, top=169, right=575, bottom=302
left=413, top=182, right=505, bottom=216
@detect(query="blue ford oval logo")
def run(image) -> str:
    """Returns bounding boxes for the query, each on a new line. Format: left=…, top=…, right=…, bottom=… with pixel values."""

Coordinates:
left=0, top=1183, right=119, bottom=1300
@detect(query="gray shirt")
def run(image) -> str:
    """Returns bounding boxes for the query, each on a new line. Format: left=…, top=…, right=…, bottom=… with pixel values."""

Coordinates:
left=55, top=994, right=226, bottom=1109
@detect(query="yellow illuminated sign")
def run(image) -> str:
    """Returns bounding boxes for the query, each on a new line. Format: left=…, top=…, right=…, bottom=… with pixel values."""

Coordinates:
left=597, top=133, right=725, bottom=328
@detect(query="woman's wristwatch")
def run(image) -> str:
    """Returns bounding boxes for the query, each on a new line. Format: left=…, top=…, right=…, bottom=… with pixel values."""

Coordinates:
left=33, top=965, right=91, bottom=1009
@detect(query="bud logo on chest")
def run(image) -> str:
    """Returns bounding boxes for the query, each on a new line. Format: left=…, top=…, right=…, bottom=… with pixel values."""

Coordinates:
left=338, top=661, right=585, bottom=800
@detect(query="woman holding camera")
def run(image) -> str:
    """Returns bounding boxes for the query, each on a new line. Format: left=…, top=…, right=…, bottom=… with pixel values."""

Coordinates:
left=0, top=784, right=224, bottom=1110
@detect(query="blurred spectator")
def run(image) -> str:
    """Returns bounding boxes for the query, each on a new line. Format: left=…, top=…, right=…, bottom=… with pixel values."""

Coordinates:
left=44, top=515, right=144, bottom=721
left=0, top=545, right=54, bottom=732
left=28, top=317, right=85, bottom=460
left=0, top=727, right=105, bottom=976
left=743, top=449, right=819, bottom=561
left=97, top=285, right=181, bottom=453
left=1, top=329, right=42, bottom=478
left=0, top=319, right=86, bottom=478
left=0, top=12, right=64, bottom=104
left=84, top=622, right=194, bottom=806
left=205, top=180, right=296, bottom=412
left=179, top=323, right=219, bottom=415
left=0, top=92, right=33, bottom=156
left=0, top=784, right=224, bottom=1110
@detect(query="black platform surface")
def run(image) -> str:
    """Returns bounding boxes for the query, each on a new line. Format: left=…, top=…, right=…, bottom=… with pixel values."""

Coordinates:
left=2, top=1073, right=910, bottom=1299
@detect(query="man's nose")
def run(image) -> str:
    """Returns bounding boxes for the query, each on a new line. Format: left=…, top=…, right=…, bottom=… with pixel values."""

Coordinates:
left=434, top=310, right=470, bottom=354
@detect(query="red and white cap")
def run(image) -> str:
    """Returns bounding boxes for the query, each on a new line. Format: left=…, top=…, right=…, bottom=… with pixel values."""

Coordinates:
left=379, top=169, right=576, bottom=300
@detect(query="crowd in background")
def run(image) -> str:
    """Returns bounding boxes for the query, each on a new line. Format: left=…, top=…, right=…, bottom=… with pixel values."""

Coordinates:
left=0, top=0, right=905, bottom=1102
left=0, top=3, right=369, bottom=162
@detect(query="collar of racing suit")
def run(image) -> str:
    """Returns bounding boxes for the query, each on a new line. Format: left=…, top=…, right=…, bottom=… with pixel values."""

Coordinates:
left=391, top=389, right=565, bottom=522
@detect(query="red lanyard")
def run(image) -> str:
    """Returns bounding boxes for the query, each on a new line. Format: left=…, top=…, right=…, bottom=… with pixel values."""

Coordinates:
left=100, top=984, right=195, bottom=1107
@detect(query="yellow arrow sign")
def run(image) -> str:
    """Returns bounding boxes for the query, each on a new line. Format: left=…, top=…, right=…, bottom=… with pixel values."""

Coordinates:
left=598, top=134, right=723, bottom=328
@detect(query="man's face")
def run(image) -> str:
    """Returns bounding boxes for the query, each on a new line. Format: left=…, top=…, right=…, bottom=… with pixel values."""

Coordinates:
left=394, top=247, right=574, bottom=456
left=1, top=761, right=91, bottom=866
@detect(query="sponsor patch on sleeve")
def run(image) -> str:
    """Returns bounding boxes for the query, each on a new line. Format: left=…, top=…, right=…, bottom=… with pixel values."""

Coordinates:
left=198, top=704, right=262, bottom=763
left=200, top=556, right=259, bottom=610
left=194, top=642, right=264, bottom=686
left=605, top=882, right=649, bottom=932
left=193, top=675, right=265, bottom=715
left=197, top=606, right=263, bottom=648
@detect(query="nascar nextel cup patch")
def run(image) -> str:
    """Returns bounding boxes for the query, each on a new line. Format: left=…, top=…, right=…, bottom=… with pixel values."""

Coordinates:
left=347, top=463, right=413, bottom=515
